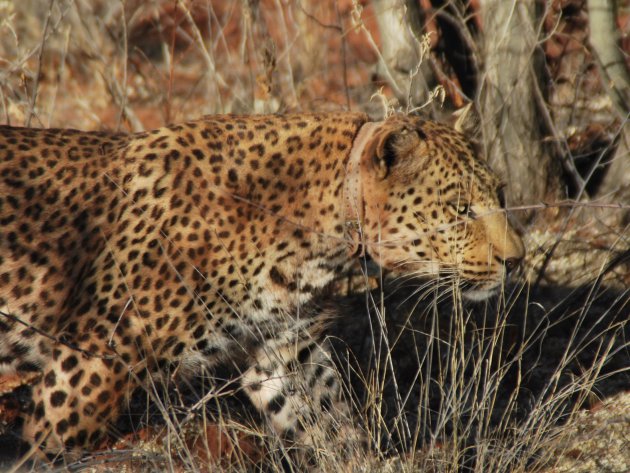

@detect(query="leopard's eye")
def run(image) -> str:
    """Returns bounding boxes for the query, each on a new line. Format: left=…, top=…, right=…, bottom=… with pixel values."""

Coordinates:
left=449, top=201, right=473, bottom=217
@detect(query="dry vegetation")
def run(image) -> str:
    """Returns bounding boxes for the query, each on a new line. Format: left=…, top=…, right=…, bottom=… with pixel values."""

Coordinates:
left=0, top=0, right=628, bottom=472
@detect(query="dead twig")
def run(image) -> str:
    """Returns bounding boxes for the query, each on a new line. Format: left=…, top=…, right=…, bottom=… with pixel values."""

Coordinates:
left=25, top=0, right=54, bottom=127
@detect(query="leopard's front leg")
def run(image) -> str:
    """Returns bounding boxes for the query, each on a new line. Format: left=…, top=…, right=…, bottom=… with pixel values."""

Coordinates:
left=242, top=320, right=365, bottom=461
left=20, top=344, right=132, bottom=452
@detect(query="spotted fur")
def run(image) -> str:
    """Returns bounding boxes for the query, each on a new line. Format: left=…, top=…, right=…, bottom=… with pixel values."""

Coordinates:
left=0, top=112, right=524, bottom=454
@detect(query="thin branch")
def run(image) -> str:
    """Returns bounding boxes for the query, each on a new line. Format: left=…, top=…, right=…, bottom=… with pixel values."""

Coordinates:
left=299, top=2, right=342, bottom=31
left=115, top=0, right=128, bottom=132
left=25, top=0, right=54, bottom=127
left=335, top=0, right=351, bottom=110
left=0, top=310, right=116, bottom=360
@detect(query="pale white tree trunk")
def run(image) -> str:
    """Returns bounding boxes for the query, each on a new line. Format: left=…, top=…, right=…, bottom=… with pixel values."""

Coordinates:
left=370, top=0, right=435, bottom=109
left=478, top=0, right=551, bottom=214
left=587, top=0, right=630, bottom=113
left=587, top=0, right=630, bottom=208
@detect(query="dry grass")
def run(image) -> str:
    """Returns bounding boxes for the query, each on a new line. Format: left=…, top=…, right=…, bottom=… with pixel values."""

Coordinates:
left=0, top=1, right=628, bottom=472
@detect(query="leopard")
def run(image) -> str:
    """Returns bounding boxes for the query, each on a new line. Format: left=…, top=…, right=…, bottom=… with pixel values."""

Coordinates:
left=0, top=111, right=524, bottom=459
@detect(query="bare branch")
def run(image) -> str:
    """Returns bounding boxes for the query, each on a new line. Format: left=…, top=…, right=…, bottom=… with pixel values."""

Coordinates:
left=25, top=0, right=54, bottom=127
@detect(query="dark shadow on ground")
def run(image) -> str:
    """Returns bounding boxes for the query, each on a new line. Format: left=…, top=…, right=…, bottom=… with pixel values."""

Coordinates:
left=329, top=277, right=629, bottom=460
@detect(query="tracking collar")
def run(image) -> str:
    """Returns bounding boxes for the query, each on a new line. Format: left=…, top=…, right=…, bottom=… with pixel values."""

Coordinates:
left=344, top=121, right=381, bottom=258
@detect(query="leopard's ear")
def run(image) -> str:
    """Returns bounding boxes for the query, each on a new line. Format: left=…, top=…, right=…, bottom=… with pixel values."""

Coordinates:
left=451, top=102, right=479, bottom=137
left=368, top=119, right=420, bottom=180
left=451, top=103, right=485, bottom=160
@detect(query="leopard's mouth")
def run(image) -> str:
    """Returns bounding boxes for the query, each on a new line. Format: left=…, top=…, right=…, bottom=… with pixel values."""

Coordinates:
left=458, top=279, right=502, bottom=301
left=381, top=269, right=504, bottom=302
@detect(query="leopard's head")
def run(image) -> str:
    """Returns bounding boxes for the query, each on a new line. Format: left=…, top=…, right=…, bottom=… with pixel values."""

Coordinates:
left=347, top=113, right=525, bottom=300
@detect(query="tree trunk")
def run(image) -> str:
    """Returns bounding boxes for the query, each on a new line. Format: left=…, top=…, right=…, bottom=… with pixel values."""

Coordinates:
left=370, top=0, right=436, bottom=109
left=478, top=0, right=553, bottom=217
left=587, top=0, right=630, bottom=214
